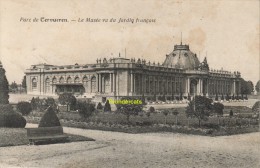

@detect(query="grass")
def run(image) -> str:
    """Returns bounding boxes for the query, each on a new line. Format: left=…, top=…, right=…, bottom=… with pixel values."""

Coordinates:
left=0, top=127, right=94, bottom=147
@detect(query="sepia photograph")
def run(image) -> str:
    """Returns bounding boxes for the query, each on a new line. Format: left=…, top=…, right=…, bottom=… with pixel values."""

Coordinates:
left=0, top=0, right=259, bottom=167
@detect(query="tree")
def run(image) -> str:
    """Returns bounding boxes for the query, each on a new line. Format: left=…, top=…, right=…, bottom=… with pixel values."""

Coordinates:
left=149, top=106, right=155, bottom=113
left=10, top=81, right=18, bottom=92
left=229, top=110, right=233, bottom=117
left=97, top=102, right=103, bottom=110
left=162, top=109, right=169, bottom=125
left=104, top=100, right=111, bottom=112
left=77, top=101, right=95, bottom=119
left=240, top=78, right=253, bottom=95
left=46, top=97, right=56, bottom=107
left=215, top=94, right=219, bottom=101
left=213, top=102, right=224, bottom=125
left=186, top=95, right=213, bottom=127
left=22, top=75, right=26, bottom=89
left=0, top=62, right=9, bottom=104
left=255, top=80, right=260, bottom=93
left=17, top=101, right=32, bottom=115
left=252, top=101, right=260, bottom=113
left=58, top=93, right=77, bottom=111
left=172, top=109, right=179, bottom=126
left=116, top=97, right=144, bottom=122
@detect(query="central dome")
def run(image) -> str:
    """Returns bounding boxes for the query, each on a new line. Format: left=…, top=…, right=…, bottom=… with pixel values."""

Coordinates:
left=163, top=44, right=200, bottom=69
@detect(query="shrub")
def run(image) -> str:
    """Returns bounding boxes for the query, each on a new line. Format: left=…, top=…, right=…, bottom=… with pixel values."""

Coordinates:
left=0, top=104, right=26, bottom=128
left=58, top=93, right=77, bottom=111
left=17, top=101, right=32, bottom=115
left=97, top=102, right=103, bottom=110
left=252, top=101, right=260, bottom=113
left=77, top=101, right=95, bottom=118
left=149, top=106, right=155, bottom=113
left=39, top=106, right=61, bottom=127
left=104, top=100, right=111, bottom=112
left=0, top=65, right=9, bottom=104
left=229, top=110, right=233, bottom=117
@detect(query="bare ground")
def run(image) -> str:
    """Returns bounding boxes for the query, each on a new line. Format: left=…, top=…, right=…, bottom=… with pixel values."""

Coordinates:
left=0, top=124, right=259, bottom=168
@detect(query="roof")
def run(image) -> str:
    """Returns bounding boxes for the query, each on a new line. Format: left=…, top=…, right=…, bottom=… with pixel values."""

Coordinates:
left=162, top=44, right=200, bottom=69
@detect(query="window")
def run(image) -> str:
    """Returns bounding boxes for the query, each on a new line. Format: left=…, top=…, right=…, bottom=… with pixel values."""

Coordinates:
left=59, top=77, right=64, bottom=83
left=91, top=76, right=96, bottom=93
left=45, top=78, right=50, bottom=93
left=67, top=77, right=72, bottom=83
left=32, top=78, right=37, bottom=90
left=74, top=77, right=80, bottom=83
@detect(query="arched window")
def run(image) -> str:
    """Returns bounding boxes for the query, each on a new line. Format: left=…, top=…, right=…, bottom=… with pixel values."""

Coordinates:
left=45, top=78, right=50, bottom=93
left=82, top=76, right=88, bottom=84
left=59, top=77, right=64, bottom=83
left=67, top=77, right=72, bottom=83
left=32, top=78, right=37, bottom=90
left=91, top=76, right=96, bottom=93
left=52, top=77, right=57, bottom=84
left=74, top=77, right=80, bottom=83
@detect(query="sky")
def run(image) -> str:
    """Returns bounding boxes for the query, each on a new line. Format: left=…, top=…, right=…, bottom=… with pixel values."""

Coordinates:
left=0, top=0, right=259, bottom=85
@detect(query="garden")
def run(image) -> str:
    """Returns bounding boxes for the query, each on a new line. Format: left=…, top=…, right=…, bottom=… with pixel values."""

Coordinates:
left=24, top=93, right=259, bottom=136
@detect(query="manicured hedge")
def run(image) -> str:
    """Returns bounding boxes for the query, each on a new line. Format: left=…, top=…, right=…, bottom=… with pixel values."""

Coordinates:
left=39, top=106, right=61, bottom=127
left=0, top=105, right=26, bottom=128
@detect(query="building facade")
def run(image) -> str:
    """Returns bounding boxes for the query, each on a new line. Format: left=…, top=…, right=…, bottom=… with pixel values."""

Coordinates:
left=25, top=43, right=241, bottom=101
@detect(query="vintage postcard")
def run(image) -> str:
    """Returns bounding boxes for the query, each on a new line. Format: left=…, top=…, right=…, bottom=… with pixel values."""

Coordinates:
left=0, top=0, right=259, bottom=168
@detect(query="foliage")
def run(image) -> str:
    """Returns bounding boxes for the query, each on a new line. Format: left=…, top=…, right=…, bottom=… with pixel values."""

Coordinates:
left=179, top=93, right=183, bottom=100
left=172, top=109, right=179, bottom=125
left=215, top=94, right=218, bottom=101
left=97, top=102, right=103, bottom=110
left=172, top=109, right=179, bottom=116
left=186, top=95, right=213, bottom=127
left=0, top=65, right=9, bottom=104
left=104, top=100, right=111, bottom=112
left=45, top=97, right=56, bottom=108
left=187, top=94, right=191, bottom=101
left=31, top=97, right=56, bottom=111
left=10, top=81, right=18, bottom=90
left=232, top=94, right=235, bottom=100
left=213, top=102, right=224, bottom=116
left=255, top=80, right=260, bottom=93
left=149, top=106, right=155, bottom=113
left=240, top=78, right=254, bottom=95
left=58, top=93, right=77, bottom=111
left=39, top=106, right=61, bottom=127
left=229, top=110, right=233, bottom=117
left=22, top=75, right=26, bottom=89
left=226, top=94, right=230, bottom=101
left=0, top=105, right=26, bottom=128
left=77, top=101, right=95, bottom=118
left=221, top=94, right=224, bottom=101
left=17, top=101, right=32, bottom=115
left=252, top=101, right=260, bottom=113
left=116, top=97, right=144, bottom=122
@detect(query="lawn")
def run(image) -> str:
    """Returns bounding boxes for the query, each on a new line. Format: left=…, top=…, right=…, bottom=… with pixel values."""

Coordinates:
left=0, top=127, right=94, bottom=147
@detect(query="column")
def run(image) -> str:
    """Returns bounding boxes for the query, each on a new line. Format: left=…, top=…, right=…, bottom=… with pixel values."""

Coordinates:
left=233, top=80, right=236, bottom=94
left=130, top=73, right=133, bottom=93
left=99, top=74, right=102, bottom=93
left=97, top=74, right=99, bottom=92
left=113, top=73, right=116, bottom=94
left=110, top=73, right=112, bottom=92
left=133, top=74, right=135, bottom=93
left=187, top=78, right=190, bottom=94
left=197, top=79, right=200, bottom=95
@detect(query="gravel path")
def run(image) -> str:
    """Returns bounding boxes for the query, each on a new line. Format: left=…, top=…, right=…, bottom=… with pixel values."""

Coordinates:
left=0, top=124, right=259, bottom=168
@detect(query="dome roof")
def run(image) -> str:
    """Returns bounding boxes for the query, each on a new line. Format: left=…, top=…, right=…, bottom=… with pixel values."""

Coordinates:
left=163, top=44, right=200, bottom=69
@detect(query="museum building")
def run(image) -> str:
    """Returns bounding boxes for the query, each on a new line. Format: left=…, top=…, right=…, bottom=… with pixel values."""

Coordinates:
left=25, top=42, right=241, bottom=102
